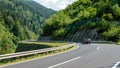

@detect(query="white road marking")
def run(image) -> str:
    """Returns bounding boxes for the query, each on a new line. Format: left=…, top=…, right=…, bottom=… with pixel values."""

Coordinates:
left=112, top=61, right=120, bottom=68
left=48, top=56, right=82, bottom=68
left=97, top=46, right=100, bottom=50
left=0, top=43, right=79, bottom=68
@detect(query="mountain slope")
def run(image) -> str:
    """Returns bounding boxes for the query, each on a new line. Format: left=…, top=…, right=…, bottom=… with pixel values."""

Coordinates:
left=0, top=0, right=55, bottom=54
left=43, top=0, right=120, bottom=43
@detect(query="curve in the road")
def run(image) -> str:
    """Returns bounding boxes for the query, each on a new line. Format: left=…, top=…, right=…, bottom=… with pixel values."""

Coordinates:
left=1, top=43, right=120, bottom=68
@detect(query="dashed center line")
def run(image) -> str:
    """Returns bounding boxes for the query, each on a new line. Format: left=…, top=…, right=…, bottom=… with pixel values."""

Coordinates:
left=112, top=61, right=120, bottom=68
left=97, top=46, right=100, bottom=50
left=48, top=56, right=82, bottom=68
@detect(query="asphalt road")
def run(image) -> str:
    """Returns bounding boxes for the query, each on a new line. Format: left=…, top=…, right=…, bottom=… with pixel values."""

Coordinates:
left=1, top=43, right=120, bottom=68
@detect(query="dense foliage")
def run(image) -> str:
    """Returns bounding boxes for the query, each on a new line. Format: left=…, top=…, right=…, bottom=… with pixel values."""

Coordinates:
left=43, top=0, right=120, bottom=43
left=0, top=0, right=55, bottom=54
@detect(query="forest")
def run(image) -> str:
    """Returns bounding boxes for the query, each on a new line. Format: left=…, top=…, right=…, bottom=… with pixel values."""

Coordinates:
left=0, top=0, right=55, bottom=54
left=43, top=0, right=120, bottom=43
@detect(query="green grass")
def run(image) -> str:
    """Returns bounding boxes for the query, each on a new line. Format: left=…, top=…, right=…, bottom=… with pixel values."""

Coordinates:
left=0, top=43, right=76, bottom=66
left=16, top=41, right=68, bottom=52
left=20, top=41, right=68, bottom=47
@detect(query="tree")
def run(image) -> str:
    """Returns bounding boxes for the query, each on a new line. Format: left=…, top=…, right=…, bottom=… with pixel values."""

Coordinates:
left=12, top=21, right=21, bottom=37
left=103, top=26, right=120, bottom=42
left=112, top=4, right=120, bottom=20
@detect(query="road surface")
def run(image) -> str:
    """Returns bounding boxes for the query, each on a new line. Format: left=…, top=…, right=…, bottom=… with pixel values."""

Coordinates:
left=1, top=43, right=120, bottom=68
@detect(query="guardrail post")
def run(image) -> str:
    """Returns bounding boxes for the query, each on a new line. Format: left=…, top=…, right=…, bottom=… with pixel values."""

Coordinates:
left=0, top=43, right=75, bottom=61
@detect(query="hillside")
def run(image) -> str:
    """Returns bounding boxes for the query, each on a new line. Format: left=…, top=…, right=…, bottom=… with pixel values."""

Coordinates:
left=0, top=0, right=55, bottom=54
left=43, top=0, right=120, bottom=43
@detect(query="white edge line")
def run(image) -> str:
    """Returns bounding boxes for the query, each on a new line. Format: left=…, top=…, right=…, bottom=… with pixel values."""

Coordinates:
left=48, top=56, right=82, bottom=68
left=112, top=61, right=120, bottom=68
left=0, top=44, right=79, bottom=68
left=97, top=46, right=100, bottom=50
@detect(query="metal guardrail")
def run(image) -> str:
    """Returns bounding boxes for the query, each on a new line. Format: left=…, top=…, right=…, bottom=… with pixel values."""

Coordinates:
left=0, top=43, right=76, bottom=60
left=91, top=41, right=114, bottom=44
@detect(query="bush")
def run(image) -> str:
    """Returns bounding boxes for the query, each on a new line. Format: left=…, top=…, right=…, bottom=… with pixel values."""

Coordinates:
left=86, top=21, right=96, bottom=29
left=0, top=36, right=16, bottom=54
left=53, top=28, right=67, bottom=39
left=103, top=26, right=120, bottom=42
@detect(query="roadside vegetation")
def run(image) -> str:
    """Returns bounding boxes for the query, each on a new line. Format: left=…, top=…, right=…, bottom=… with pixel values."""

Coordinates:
left=0, top=0, right=55, bottom=54
left=16, top=41, right=68, bottom=52
left=0, top=42, right=76, bottom=66
left=43, top=0, right=120, bottom=43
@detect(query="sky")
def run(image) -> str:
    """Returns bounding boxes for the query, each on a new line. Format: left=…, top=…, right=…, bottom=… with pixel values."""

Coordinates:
left=33, top=0, right=76, bottom=11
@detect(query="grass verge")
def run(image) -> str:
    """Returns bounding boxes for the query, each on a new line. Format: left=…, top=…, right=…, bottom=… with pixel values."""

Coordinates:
left=0, top=43, right=76, bottom=66
left=16, top=41, right=68, bottom=52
